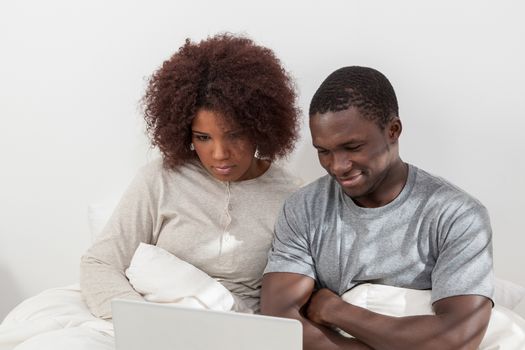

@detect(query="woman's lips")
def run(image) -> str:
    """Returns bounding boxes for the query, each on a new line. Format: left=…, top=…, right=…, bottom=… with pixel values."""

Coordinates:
left=213, top=165, right=235, bottom=175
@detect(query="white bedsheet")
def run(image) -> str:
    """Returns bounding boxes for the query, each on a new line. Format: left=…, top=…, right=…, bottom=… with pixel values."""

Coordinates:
left=3, top=283, right=525, bottom=350
left=2, top=245, right=525, bottom=350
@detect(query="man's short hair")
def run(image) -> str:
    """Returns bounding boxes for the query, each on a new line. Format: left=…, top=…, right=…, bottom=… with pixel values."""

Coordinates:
left=309, top=66, right=399, bottom=129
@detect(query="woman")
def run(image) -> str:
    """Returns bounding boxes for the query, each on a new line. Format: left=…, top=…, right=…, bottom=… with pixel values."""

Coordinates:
left=80, top=34, right=301, bottom=319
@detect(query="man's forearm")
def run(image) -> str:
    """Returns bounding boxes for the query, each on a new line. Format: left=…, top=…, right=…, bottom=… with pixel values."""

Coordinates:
left=325, top=303, right=443, bottom=350
left=260, top=273, right=372, bottom=349
left=317, top=296, right=491, bottom=350
left=271, top=307, right=372, bottom=350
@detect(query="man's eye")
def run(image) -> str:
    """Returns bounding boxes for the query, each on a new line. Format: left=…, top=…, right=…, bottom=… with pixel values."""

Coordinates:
left=346, top=145, right=362, bottom=151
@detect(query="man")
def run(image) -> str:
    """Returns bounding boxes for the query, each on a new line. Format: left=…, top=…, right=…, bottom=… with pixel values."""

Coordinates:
left=261, top=66, right=493, bottom=350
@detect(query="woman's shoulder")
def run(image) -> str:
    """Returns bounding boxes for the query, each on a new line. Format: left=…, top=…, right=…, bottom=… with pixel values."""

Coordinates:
left=136, top=157, right=164, bottom=175
left=127, top=159, right=213, bottom=203
left=135, top=158, right=207, bottom=182
left=255, top=162, right=303, bottom=190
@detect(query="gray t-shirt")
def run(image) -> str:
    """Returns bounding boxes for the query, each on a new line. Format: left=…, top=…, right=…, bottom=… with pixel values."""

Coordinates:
left=265, top=164, right=494, bottom=303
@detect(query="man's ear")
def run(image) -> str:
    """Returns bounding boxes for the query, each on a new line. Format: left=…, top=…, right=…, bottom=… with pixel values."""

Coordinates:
left=387, top=117, right=402, bottom=142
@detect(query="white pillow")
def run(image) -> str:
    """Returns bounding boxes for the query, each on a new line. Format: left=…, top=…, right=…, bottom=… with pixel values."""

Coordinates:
left=341, top=284, right=525, bottom=349
left=494, top=276, right=525, bottom=310
left=125, top=243, right=251, bottom=313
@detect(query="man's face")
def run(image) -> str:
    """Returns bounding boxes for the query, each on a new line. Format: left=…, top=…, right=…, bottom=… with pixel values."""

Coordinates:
left=310, top=107, right=401, bottom=206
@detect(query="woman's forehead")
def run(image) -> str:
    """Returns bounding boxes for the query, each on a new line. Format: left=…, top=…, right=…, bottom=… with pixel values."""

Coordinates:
left=192, top=109, right=241, bottom=133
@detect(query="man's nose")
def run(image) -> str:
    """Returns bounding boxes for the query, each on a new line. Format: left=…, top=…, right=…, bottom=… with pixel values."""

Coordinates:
left=330, top=153, right=352, bottom=177
left=212, top=141, right=230, bottom=160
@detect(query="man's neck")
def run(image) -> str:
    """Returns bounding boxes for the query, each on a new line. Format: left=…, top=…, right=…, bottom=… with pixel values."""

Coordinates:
left=352, top=160, right=409, bottom=208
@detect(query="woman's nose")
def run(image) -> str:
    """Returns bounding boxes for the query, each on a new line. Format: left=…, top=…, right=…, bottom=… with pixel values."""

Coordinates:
left=212, top=141, right=230, bottom=160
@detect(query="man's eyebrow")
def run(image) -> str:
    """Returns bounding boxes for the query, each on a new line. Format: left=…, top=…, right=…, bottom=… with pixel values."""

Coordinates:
left=342, top=140, right=364, bottom=146
left=313, top=140, right=364, bottom=149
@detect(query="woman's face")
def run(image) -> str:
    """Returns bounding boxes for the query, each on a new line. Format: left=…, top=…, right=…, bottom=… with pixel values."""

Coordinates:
left=191, top=109, right=262, bottom=182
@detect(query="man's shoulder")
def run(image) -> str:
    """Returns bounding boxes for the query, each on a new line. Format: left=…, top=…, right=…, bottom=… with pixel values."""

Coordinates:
left=279, top=174, right=342, bottom=219
left=412, top=165, right=485, bottom=210
left=287, top=174, right=336, bottom=202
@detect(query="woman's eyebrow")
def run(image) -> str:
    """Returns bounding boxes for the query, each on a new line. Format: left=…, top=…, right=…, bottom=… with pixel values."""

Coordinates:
left=191, top=130, right=209, bottom=135
left=191, top=128, right=244, bottom=135
left=227, top=128, right=244, bottom=134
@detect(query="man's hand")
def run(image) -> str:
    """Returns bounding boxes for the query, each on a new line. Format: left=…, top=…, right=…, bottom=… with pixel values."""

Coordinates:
left=307, top=288, right=343, bottom=326
left=261, top=273, right=373, bottom=350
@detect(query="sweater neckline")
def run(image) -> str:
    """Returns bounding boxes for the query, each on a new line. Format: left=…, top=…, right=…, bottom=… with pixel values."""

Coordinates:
left=191, top=160, right=276, bottom=186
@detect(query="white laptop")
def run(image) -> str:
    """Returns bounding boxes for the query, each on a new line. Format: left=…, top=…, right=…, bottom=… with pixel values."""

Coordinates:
left=112, top=299, right=302, bottom=350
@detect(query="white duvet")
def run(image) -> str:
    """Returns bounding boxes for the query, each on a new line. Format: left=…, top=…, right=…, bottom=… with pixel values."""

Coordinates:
left=0, top=284, right=114, bottom=350
left=1, top=244, right=525, bottom=350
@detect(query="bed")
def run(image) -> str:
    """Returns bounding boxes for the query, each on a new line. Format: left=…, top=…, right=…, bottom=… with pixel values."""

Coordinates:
left=1, top=202, right=525, bottom=350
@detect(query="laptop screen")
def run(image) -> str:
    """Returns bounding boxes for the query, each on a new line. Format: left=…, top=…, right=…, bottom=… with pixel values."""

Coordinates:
left=112, top=299, right=302, bottom=350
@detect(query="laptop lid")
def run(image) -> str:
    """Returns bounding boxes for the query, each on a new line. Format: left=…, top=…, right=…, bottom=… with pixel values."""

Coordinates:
left=112, top=299, right=302, bottom=350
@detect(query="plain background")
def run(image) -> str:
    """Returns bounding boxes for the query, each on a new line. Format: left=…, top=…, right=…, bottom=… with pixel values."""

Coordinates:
left=1, top=0, right=524, bottom=320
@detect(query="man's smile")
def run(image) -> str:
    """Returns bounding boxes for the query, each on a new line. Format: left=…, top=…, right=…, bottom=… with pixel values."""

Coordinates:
left=337, top=171, right=363, bottom=187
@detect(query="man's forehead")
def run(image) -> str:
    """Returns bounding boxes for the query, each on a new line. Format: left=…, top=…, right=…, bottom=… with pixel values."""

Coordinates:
left=312, top=133, right=364, bottom=148
left=310, top=108, right=381, bottom=146
left=311, top=106, right=358, bottom=122
left=310, top=108, right=372, bottom=130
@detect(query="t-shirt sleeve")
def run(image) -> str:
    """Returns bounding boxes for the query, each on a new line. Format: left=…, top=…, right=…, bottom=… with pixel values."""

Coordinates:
left=264, top=197, right=317, bottom=280
left=431, top=204, right=494, bottom=304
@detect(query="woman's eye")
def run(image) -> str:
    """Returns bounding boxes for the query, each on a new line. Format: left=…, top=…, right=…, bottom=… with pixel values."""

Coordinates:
left=317, top=149, right=329, bottom=155
left=195, top=135, right=210, bottom=141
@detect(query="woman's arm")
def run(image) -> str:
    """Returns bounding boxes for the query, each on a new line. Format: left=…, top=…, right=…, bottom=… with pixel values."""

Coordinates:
left=80, top=169, right=157, bottom=319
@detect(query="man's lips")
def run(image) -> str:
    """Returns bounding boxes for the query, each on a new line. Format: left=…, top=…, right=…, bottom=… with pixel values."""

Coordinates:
left=337, top=172, right=363, bottom=186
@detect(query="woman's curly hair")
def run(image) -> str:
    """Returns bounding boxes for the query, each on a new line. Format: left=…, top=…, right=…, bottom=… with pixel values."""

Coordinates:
left=143, top=33, right=301, bottom=169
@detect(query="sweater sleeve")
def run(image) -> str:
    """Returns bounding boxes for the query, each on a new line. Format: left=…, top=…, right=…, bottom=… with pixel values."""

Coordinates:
left=80, top=166, right=158, bottom=319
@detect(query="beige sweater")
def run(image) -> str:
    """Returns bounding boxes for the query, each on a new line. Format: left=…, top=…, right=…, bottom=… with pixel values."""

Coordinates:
left=80, top=159, right=300, bottom=319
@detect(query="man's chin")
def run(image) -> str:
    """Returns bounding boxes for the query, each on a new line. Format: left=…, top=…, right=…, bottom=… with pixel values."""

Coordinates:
left=341, top=188, right=359, bottom=198
left=338, top=184, right=362, bottom=198
left=336, top=177, right=366, bottom=197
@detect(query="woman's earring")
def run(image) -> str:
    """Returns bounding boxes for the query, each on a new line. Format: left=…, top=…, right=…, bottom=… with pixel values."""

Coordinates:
left=189, top=143, right=195, bottom=151
left=254, top=146, right=260, bottom=158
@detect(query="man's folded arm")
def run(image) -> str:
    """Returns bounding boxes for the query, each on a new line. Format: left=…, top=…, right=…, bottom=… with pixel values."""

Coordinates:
left=261, top=272, right=372, bottom=350
left=306, top=287, right=492, bottom=350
